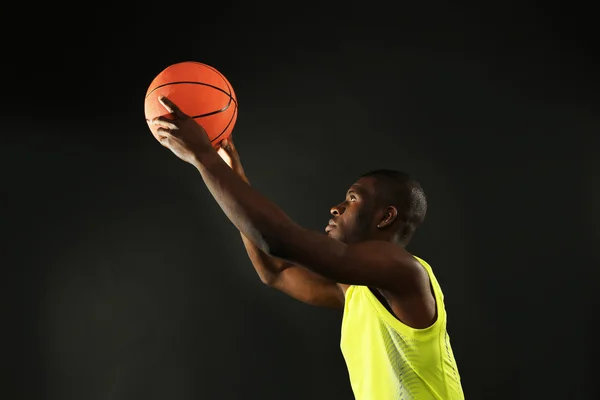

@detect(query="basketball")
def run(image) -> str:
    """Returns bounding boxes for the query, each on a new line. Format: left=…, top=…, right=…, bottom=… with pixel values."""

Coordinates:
left=144, top=61, right=238, bottom=148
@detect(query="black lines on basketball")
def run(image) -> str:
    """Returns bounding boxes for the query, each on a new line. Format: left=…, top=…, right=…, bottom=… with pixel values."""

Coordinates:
left=145, top=81, right=236, bottom=107
left=191, top=62, right=232, bottom=98
left=208, top=103, right=237, bottom=144
left=190, top=94, right=233, bottom=119
left=147, top=81, right=236, bottom=118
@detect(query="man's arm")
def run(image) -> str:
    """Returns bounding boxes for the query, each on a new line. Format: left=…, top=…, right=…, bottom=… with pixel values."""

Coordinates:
left=195, top=148, right=420, bottom=293
left=239, top=233, right=345, bottom=308
left=152, top=98, right=422, bottom=295
left=218, top=140, right=345, bottom=309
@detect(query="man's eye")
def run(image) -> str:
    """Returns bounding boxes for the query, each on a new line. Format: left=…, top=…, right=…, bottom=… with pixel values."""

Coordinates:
left=349, top=195, right=357, bottom=201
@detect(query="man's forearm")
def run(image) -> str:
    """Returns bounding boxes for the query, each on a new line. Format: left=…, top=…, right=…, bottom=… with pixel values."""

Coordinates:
left=191, top=147, right=293, bottom=255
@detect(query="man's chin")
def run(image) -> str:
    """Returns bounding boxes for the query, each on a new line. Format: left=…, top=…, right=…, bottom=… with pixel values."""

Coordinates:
left=327, top=231, right=344, bottom=242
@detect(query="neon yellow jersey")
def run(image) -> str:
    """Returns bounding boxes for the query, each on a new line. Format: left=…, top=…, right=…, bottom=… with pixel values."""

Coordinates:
left=340, top=256, right=464, bottom=399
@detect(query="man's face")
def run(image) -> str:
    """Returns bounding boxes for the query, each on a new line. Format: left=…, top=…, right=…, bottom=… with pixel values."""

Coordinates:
left=326, top=177, right=378, bottom=244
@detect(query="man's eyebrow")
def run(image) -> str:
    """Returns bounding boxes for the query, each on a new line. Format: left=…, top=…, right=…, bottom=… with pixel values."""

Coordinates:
left=346, top=186, right=365, bottom=196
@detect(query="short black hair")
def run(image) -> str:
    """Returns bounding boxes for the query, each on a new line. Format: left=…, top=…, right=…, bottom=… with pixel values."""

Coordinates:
left=360, top=169, right=427, bottom=240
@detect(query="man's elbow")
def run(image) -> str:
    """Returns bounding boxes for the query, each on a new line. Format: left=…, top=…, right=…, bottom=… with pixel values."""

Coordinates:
left=259, top=273, right=278, bottom=287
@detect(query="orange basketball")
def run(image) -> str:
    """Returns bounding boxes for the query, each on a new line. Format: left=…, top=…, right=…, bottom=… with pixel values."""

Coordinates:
left=144, top=61, right=238, bottom=148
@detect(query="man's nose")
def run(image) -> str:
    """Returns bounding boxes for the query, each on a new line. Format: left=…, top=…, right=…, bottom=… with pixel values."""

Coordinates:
left=330, top=204, right=345, bottom=216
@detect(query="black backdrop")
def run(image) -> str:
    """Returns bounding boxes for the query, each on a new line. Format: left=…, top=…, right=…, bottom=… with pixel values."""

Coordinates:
left=4, top=2, right=599, bottom=399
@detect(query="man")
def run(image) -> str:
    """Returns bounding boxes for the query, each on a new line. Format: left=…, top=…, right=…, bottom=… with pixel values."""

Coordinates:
left=148, top=96, right=465, bottom=399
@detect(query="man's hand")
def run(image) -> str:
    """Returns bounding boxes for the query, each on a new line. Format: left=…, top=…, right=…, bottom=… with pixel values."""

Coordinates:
left=217, top=138, right=249, bottom=184
left=148, top=96, right=214, bottom=164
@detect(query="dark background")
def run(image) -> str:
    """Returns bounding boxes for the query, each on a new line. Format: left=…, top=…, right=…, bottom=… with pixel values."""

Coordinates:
left=4, top=1, right=599, bottom=399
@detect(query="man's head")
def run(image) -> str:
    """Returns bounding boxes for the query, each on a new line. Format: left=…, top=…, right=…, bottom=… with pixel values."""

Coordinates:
left=326, top=169, right=427, bottom=246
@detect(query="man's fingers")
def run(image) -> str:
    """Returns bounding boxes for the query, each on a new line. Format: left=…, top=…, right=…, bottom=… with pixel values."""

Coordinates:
left=158, top=96, right=174, bottom=113
left=156, top=133, right=170, bottom=148
left=220, top=139, right=233, bottom=152
left=151, top=116, right=178, bottom=130
left=217, top=147, right=233, bottom=167
left=158, top=96, right=187, bottom=119
left=221, top=137, right=237, bottom=152
left=156, top=127, right=173, bottom=139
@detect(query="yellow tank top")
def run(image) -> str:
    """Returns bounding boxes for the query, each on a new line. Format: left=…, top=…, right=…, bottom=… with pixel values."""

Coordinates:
left=340, top=256, right=464, bottom=399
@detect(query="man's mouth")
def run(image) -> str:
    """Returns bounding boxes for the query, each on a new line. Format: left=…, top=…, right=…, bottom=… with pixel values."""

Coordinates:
left=325, top=220, right=337, bottom=233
